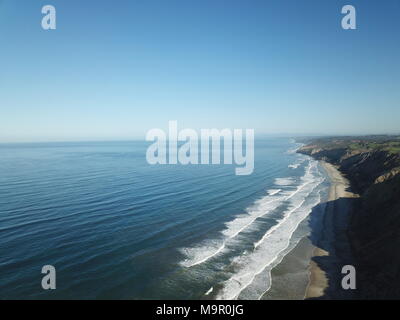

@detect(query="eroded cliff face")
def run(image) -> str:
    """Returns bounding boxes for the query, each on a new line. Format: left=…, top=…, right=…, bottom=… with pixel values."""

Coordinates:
left=298, top=144, right=400, bottom=299
left=299, top=146, right=400, bottom=192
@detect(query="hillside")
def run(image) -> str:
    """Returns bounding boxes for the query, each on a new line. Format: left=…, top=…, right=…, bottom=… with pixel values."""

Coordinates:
left=298, top=135, right=400, bottom=299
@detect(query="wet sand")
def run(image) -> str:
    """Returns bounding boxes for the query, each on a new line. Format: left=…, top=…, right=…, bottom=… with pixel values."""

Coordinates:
left=263, top=161, right=357, bottom=300
left=305, top=161, right=357, bottom=298
left=262, top=236, right=315, bottom=300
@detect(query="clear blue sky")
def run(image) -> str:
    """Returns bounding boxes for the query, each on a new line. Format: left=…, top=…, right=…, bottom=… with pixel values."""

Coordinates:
left=1, top=0, right=399, bottom=142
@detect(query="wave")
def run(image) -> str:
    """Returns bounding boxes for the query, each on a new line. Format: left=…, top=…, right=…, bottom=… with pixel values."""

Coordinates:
left=205, top=287, right=214, bottom=295
left=214, top=162, right=324, bottom=300
left=267, top=189, right=281, bottom=196
left=180, top=160, right=318, bottom=268
left=274, top=177, right=295, bottom=185
left=286, top=142, right=304, bottom=154
left=289, top=156, right=306, bottom=169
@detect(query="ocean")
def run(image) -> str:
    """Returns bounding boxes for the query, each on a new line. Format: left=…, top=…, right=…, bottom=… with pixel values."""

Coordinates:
left=0, top=138, right=329, bottom=299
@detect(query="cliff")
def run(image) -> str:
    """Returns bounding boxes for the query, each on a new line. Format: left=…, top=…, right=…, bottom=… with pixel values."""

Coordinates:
left=298, top=136, right=400, bottom=299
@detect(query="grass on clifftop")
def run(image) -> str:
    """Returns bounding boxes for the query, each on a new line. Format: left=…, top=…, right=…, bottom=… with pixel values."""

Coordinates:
left=301, top=135, right=400, bottom=155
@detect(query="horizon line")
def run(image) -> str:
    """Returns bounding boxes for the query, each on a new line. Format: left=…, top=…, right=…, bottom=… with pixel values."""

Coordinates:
left=1, top=133, right=399, bottom=145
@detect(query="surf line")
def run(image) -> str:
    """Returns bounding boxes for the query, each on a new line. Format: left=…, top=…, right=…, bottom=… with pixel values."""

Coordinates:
left=184, top=161, right=316, bottom=268
left=185, top=242, right=226, bottom=267
left=220, top=188, right=323, bottom=300
left=254, top=199, right=306, bottom=249
left=254, top=176, right=324, bottom=249
left=185, top=192, right=290, bottom=268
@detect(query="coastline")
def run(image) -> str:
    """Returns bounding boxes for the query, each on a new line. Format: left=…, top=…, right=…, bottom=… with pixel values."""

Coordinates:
left=305, top=161, right=357, bottom=298
left=263, top=160, right=357, bottom=300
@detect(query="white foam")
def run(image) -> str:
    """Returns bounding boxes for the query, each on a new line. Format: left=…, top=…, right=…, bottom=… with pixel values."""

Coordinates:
left=180, top=161, right=317, bottom=268
left=253, top=199, right=306, bottom=249
left=286, top=143, right=304, bottom=154
left=216, top=192, right=323, bottom=300
left=289, top=157, right=306, bottom=169
left=267, top=189, right=281, bottom=195
left=274, top=177, right=295, bottom=186
left=214, top=162, right=324, bottom=300
left=180, top=241, right=226, bottom=267
left=205, top=287, right=214, bottom=295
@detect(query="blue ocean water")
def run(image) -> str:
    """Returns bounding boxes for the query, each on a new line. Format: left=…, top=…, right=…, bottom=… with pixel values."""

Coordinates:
left=0, top=138, right=328, bottom=299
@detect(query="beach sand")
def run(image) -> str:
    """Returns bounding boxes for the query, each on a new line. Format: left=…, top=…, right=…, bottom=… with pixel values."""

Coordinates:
left=262, top=235, right=315, bottom=300
left=263, top=160, right=357, bottom=300
left=305, top=161, right=357, bottom=299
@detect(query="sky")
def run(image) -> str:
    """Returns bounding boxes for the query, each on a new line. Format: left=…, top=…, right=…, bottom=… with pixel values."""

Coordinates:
left=0, top=0, right=399, bottom=142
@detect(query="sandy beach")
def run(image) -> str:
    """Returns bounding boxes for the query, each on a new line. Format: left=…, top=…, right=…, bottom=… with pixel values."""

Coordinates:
left=263, top=160, right=357, bottom=300
left=305, top=161, right=357, bottom=299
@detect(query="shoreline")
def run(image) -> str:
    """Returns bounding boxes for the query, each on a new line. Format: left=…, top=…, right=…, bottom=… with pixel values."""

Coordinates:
left=263, top=160, right=357, bottom=300
left=305, top=161, right=357, bottom=299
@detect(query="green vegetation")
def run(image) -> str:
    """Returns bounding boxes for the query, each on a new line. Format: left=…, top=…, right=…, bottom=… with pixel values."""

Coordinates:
left=299, top=135, right=400, bottom=155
